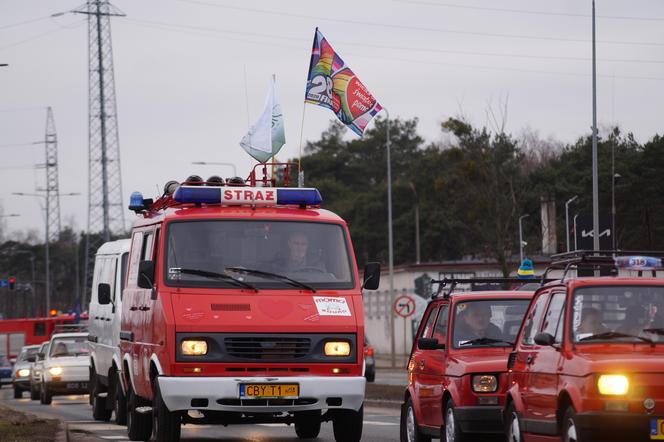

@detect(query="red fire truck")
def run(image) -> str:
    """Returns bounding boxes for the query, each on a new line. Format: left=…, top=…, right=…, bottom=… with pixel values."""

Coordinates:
left=116, top=165, right=379, bottom=442
left=0, top=314, right=85, bottom=360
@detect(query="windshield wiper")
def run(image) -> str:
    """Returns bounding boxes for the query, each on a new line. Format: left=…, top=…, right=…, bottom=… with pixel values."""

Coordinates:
left=173, top=268, right=258, bottom=292
left=580, top=331, right=655, bottom=346
left=459, top=337, right=514, bottom=346
left=225, top=267, right=317, bottom=292
left=643, top=328, right=664, bottom=335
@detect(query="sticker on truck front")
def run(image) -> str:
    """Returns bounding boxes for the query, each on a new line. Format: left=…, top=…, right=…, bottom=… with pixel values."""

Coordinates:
left=313, top=296, right=351, bottom=316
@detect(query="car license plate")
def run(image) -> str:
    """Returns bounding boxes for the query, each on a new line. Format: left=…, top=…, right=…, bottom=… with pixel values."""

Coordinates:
left=239, top=383, right=299, bottom=399
left=650, top=418, right=664, bottom=440
left=66, top=383, right=80, bottom=389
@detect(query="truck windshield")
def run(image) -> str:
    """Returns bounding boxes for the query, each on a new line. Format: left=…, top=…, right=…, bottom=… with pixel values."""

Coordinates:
left=165, top=220, right=354, bottom=290
left=572, top=285, right=664, bottom=344
left=452, top=299, right=529, bottom=348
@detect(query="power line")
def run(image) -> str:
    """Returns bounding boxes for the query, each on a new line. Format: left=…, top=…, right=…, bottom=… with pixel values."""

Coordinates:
left=173, top=0, right=664, bottom=46
left=125, top=18, right=664, bottom=65
left=0, top=15, right=52, bottom=31
left=121, top=20, right=664, bottom=82
left=0, top=20, right=86, bottom=52
left=0, top=142, right=40, bottom=148
left=394, top=0, right=664, bottom=22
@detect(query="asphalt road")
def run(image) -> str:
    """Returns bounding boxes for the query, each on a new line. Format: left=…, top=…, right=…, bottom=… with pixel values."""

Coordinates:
left=0, top=386, right=402, bottom=442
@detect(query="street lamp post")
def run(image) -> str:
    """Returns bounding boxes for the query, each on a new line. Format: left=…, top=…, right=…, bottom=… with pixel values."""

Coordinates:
left=612, top=173, right=621, bottom=250
left=573, top=214, right=580, bottom=251
left=565, top=196, right=579, bottom=252
left=409, top=183, right=421, bottom=265
left=519, top=214, right=530, bottom=262
left=13, top=192, right=80, bottom=314
left=191, top=161, right=237, bottom=177
left=591, top=0, right=600, bottom=254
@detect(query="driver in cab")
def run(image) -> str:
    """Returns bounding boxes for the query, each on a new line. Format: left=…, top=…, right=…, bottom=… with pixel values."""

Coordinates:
left=455, top=302, right=503, bottom=345
left=276, top=232, right=325, bottom=273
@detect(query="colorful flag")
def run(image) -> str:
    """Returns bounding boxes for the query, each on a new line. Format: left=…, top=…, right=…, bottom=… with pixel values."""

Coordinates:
left=240, top=75, right=286, bottom=163
left=305, top=28, right=382, bottom=136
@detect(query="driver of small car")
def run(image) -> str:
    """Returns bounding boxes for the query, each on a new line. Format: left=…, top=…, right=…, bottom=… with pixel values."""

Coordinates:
left=53, top=342, right=68, bottom=357
left=455, top=302, right=503, bottom=344
left=576, top=307, right=608, bottom=337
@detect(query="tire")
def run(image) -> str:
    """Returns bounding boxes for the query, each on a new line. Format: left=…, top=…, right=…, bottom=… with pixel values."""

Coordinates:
left=40, top=383, right=52, bottom=405
left=442, top=399, right=466, bottom=442
left=30, top=383, right=39, bottom=400
left=88, top=367, right=95, bottom=405
left=365, top=367, right=376, bottom=383
left=114, top=371, right=128, bottom=425
left=13, top=387, right=22, bottom=399
left=294, top=410, right=321, bottom=439
left=332, top=405, right=363, bottom=442
left=401, top=397, right=431, bottom=442
left=562, top=406, right=582, bottom=442
left=92, top=375, right=113, bottom=421
left=152, top=379, right=181, bottom=442
left=505, top=403, right=523, bottom=442
left=127, top=386, right=152, bottom=441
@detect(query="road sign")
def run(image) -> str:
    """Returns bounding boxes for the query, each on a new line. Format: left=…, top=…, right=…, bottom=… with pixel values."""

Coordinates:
left=393, top=295, right=416, bottom=318
left=0, top=279, right=7, bottom=288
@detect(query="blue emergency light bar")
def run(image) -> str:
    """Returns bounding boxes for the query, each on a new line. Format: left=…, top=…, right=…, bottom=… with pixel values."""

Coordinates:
left=614, top=256, right=662, bottom=270
left=171, top=186, right=323, bottom=207
left=129, top=191, right=145, bottom=211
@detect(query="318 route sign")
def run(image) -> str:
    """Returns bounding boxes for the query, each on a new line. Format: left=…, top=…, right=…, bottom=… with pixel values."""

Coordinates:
left=393, top=295, right=416, bottom=318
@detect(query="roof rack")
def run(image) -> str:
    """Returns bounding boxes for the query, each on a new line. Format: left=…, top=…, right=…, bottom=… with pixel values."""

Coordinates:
left=545, top=250, right=664, bottom=281
left=431, top=277, right=554, bottom=299
left=54, top=324, right=88, bottom=334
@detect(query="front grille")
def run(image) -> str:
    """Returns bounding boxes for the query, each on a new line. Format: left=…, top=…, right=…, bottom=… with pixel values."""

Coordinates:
left=224, top=336, right=310, bottom=360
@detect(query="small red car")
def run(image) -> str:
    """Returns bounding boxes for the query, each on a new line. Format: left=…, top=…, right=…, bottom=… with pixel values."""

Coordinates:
left=504, top=255, right=664, bottom=442
left=401, top=282, right=534, bottom=442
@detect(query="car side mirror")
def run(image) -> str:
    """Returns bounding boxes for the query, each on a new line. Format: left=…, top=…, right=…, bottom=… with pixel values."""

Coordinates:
left=37, top=352, right=44, bottom=360
left=418, top=337, right=445, bottom=350
left=26, top=356, right=36, bottom=363
left=362, top=262, right=381, bottom=290
left=534, top=332, right=555, bottom=346
left=98, top=283, right=112, bottom=305
left=138, top=260, right=155, bottom=290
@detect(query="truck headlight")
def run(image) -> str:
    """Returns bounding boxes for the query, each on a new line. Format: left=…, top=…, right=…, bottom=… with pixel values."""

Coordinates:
left=472, top=374, right=498, bottom=393
left=597, top=375, right=629, bottom=395
left=324, top=341, right=351, bottom=356
left=18, top=368, right=30, bottom=377
left=181, top=340, right=208, bottom=356
left=48, top=366, right=63, bottom=376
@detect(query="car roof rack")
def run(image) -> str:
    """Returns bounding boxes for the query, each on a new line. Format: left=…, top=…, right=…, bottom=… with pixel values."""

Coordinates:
left=544, top=250, right=664, bottom=282
left=53, top=324, right=88, bottom=334
left=430, top=277, right=555, bottom=299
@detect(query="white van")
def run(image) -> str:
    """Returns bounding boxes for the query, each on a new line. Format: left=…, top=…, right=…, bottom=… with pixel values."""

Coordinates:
left=88, top=239, right=130, bottom=424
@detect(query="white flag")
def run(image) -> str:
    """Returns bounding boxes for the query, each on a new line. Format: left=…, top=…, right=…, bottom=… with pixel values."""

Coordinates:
left=240, top=76, right=286, bottom=163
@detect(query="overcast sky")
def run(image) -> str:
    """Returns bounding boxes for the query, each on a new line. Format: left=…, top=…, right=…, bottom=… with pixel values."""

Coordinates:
left=1, top=0, right=663, bottom=238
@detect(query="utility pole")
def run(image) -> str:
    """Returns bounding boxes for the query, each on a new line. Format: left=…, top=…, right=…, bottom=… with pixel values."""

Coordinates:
left=591, top=0, right=600, bottom=253
left=44, top=107, right=62, bottom=242
left=409, top=183, right=421, bottom=265
left=72, top=1, right=126, bottom=298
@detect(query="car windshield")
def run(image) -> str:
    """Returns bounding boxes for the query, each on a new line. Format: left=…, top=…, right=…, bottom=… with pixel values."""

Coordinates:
left=0, top=355, right=9, bottom=366
left=49, top=337, right=89, bottom=357
left=452, top=299, right=530, bottom=348
left=165, top=220, right=354, bottom=290
left=571, top=285, right=664, bottom=344
left=18, top=347, right=38, bottom=362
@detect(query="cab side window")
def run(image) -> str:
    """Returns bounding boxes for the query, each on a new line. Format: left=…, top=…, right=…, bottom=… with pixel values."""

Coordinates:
left=127, top=231, right=144, bottom=287
left=142, top=232, right=154, bottom=261
left=541, top=292, right=566, bottom=344
left=521, top=292, right=550, bottom=345
left=421, top=306, right=439, bottom=339
left=432, top=305, right=449, bottom=344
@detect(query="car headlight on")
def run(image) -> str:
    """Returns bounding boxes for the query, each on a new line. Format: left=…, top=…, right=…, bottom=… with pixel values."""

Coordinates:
left=472, top=374, right=498, bottom=393
left=597, top=375, right=629, bottom=395
left=48, top=366, right=63, bottom=376
left=181, top=340, right=208, bottom=356
left=324, top=341, right=351, bottom=357
left=17, top=368, right=30, bottom=377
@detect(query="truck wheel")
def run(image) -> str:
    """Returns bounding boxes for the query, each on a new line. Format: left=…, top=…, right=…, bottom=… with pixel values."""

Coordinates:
left=88, top=367, right=95, bottom=405
left=505, top=403, right=523, bottom=442
left=442, top=399, right=467, bottom=442
left=401, top=397, right=431, bottom=442
left=562, top=406, right=582, bottom=442
left=40, top=382, right=52, bottom=405
left=30, top=383, right=39, bottom=400
left=332, top=405, right=363, bottom=442
left=294, top=410, right=321, bottom=439
left=127, top=386, right=152, bottom=441
left=92, top=375, right=113, bottom=421
left=152, top=380, right=181, bottom=442
left=114, top=371, right=128, bottom=425
left=13, top=386, right=22, bottom=399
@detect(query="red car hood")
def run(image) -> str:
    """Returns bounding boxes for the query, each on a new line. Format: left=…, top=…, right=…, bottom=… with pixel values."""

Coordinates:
left=447, top=348, right=513, bottom=375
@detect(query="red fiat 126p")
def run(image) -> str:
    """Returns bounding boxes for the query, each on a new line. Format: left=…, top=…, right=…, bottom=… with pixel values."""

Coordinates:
left=505, top=251, right=664, bottom=442
left=118, top=166, right=379, bottom=442
left=401, top=277, right=536, bottom=442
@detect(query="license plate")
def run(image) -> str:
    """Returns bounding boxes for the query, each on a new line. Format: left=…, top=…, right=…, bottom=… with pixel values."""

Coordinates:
left=66, top=383, right=80, bottom=389
left=651, top=418, right=664, bottom=440
left=239, top=383, right=299, bottom=399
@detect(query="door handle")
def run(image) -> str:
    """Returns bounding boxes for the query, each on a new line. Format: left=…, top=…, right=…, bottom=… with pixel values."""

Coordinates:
left=526, top=354, right=534, bottom=365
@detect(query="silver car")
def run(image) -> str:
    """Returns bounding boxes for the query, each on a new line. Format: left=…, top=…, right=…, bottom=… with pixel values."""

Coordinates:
left=12, top=345, right=40, bottom=399
left=29, top=341, right=50, bottom=401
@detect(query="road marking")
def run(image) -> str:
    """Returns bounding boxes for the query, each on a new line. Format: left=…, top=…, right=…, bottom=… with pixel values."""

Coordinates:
left=101, top=437, right=129, bottom=440
left=364, top=420, right=399, bottom=426
left=258, top=423, right=286, bottom=427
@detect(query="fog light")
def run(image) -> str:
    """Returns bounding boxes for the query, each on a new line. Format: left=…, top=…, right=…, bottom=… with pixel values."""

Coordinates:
left=597, top=375, right=629, bottom=396
left=324, top=341, right=351, bottom=357
left=48, top=366, right=63, bottom=376
left=181, top=340, right=208, bottom=356
left=18, top=368, right=30, bottom=377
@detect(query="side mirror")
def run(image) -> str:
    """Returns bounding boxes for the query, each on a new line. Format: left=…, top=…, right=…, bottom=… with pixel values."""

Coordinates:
left=37, top=352, right=44, bottom=360
left=418, top=337, right=445, bottom=350
left=98, top=283, right=112, bottom=305
left=362, top=262, right=381, bottom=290
left=534, top=332, right=555, bottom=346
left=26, top=356, right=36, bottom=363
left=138, top=260, right=155, bottom=290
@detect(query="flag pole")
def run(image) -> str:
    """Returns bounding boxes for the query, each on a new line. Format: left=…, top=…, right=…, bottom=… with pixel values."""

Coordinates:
left=271, top=74, right=276, bottom=183
left=384, top=107, right=396, bottom=368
